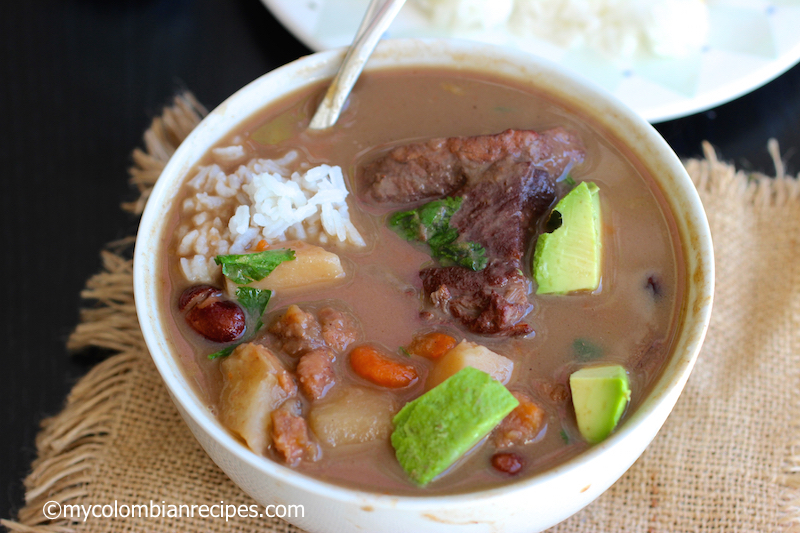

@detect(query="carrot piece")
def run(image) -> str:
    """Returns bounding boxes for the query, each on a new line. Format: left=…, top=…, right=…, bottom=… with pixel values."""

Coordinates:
left=406, top=332, right=457, bottom=360
left=349, top=345, right=418, bottom=388
left=254, top=240, right=269, bottom=252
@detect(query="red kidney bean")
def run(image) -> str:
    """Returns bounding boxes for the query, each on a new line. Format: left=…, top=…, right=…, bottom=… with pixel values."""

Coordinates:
left=185, top=299, right=246, bottom=343
left=178, top=285, right=218, bottom=311
left=491, top=452, right=524, bottom=475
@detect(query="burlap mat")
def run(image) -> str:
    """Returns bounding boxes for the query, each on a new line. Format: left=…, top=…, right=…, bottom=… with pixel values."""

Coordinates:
left=3, top=93, right=800, bottom=533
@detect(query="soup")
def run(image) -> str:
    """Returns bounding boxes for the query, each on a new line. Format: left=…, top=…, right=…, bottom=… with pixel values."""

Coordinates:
left=159, top=68, right=684, bottom=495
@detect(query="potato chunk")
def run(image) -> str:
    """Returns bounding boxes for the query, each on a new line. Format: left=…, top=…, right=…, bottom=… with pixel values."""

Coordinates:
left=426, top=340, right=513, bottom=389
left=309, top=386, right=398, bottom=447
left=218, top=343, right=297, bottom=455
left=226, top=240, right=345, bottom=294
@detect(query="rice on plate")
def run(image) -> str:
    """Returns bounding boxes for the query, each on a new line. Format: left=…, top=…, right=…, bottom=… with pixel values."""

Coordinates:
left=412, top=0, right=709, bottom=59
left=176, top=145, right=365, bottom=283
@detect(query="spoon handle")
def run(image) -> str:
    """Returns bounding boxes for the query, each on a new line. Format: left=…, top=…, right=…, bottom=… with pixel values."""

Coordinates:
left=308, top=0, right=407, bottom=130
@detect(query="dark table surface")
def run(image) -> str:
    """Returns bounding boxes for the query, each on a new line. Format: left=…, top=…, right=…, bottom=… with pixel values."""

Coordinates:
left=2, top=0, right=799, bottom=523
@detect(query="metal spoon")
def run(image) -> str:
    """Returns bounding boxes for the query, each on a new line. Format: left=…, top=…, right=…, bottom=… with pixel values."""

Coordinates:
left=308, top=0, right=407, bottom=130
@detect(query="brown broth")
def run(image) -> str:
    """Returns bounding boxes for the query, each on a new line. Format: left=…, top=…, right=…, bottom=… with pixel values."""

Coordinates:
left=160, top=67, right=685, bottom=495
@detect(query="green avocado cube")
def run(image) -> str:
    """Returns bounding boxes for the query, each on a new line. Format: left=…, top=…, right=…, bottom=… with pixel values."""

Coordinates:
left=569, top=364, right=631, bottom=444
left=533, top=181, right=602, bottom=294
left=391, top=367, right=519, bottom=486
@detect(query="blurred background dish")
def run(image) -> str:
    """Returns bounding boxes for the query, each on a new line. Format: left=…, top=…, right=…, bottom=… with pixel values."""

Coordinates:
left=262, top=0, right=800, bottom=122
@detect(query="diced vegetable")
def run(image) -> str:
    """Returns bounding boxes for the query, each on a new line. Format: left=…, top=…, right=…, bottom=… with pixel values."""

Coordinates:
left=392, top=367, right=519, bottom=486
left=224, top=240, right=345, bottom=294
left=309, top=386, right=398, bottom=447
left=218, top=343, right=297, bottom=455
left=349, top=345, right=418, bottom=388
left=569, top=364, right=631, bottom=444
left=493, top=391, right=547, bottom=448
left=216, top=248, right=295, bottom=285
left=532, top=181, right=602, bottom=294
left=406, top=331, right=457, bottom=359
left=426, top=340, right=513, bottom=389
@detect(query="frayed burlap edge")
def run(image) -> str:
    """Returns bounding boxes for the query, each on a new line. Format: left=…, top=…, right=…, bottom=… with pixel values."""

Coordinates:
left=2, top=95, right=799, bottom=532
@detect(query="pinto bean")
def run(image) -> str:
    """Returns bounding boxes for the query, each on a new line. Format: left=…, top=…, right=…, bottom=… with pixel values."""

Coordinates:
left=185, top=299, right=246, bottom=343
left=178, top=284, right=217, bottom=311
left=349, top=345, right=418, bottom=388
left=491, top=452, right=524, bottom=475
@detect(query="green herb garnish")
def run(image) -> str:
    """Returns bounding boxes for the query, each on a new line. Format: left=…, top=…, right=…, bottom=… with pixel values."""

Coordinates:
left=560, top=429, right=570, bottom=443
left=389, top=197, right=488, bottom=271
left=563, top=176, right=576, bottom=187
left=214, top=248, right=295, bottom=285
left=207, top=287, right=271, bottom=361
left=236, top=287, right=272, bottom=332
left=208, top=345, right=237, bottom=361
left=207, top=258, right=282, bottom=360
left=572, top=338, right=604, bottom=361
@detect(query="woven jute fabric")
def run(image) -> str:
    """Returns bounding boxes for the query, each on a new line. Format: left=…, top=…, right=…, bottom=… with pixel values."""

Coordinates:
left=3, top=93, right=800, bottom=533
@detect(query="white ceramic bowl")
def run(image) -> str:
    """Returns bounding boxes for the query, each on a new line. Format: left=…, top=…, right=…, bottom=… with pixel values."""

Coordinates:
left=134, top=38, right=714, bottom=533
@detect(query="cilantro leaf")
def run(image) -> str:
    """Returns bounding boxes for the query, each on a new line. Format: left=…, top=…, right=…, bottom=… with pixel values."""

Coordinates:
left=572, top=338, right=604, bottom=361
left=236, top=287, right=272, bottom=331
left=438, top=241, right=488, bottom=271
left=388, top=197, right=487, bottom=272
left=214, top=248, right=295, bottom=285
left=207, top=288, right=272, bottom=360
left=208, top=345, right=237, bottom=360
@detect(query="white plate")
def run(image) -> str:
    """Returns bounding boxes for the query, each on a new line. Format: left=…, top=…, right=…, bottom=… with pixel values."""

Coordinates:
left=262, top=0, right=800, bottom=123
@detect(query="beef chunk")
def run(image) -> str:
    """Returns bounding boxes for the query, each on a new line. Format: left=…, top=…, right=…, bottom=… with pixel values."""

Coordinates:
left=271, top=400, right=319, bottom=466
left=268, top=304, right=325, bottom=357
left=362, top=128, right=584, bottom=204
left=451, top=159, right=554, bottom=261
left=422, top=261, right=533, bottom=336
left=296, top=347, right=336, bottom=401
left=420, top=158, right=556, bottom=335
left=362, top=128, right=583, bottom=336
left=318, top=307, right=360, bottom=352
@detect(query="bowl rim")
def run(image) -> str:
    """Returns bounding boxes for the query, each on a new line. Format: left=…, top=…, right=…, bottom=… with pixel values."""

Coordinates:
left=133, top=37, right=714, bottom=509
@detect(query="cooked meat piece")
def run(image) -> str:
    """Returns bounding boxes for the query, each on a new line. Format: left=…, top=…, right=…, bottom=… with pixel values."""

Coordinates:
left=419, top=158, right=553, bottom=335
left=493, top=391, right=547, bottom=448
left=318, top=307, right=360, bottom=352
left=269, top=304, right=324, bottom=357
left=362, top=138, right=465, bottom=205
left=363, top=128, right=578, bottom=336
left=421, top=261, right=533, bottom=336
left=362, top=128, right=584, bottom=204
left=451, top=160, right=554, bottom=261
left=297, top=347, right=336, bottom=401
left=218, top=343, right=297, bottom=455
left=271, top=400, right=319, bottom=467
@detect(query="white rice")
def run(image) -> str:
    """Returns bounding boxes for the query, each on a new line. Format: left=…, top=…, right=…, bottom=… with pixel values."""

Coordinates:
left=411, top=0, right=709, bottom=59
left=176, top=146, right=366, bottom=284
